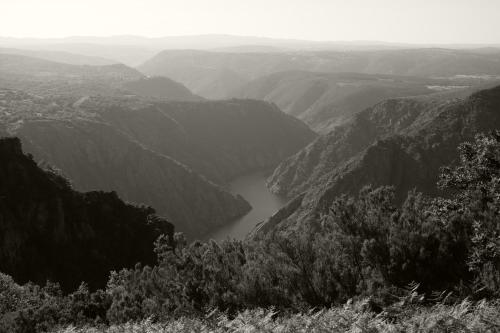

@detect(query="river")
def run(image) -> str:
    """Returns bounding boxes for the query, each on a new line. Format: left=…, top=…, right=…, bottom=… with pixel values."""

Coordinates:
left=206, top=171, right=287, bottom=241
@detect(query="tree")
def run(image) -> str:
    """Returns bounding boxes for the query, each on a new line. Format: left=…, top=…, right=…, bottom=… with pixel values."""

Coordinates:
left=439, top=131, right=500, bottom=295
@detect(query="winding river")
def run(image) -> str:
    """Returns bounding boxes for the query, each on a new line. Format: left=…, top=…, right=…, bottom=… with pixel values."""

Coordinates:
left=206, top=171, right=287, bottom=241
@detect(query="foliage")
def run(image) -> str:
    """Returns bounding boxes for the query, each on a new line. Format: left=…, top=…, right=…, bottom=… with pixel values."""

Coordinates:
left=56, top=299, right=500, bottom=333
left=100, top=187, right=474, bottom=323
left=100, top=132, right=500, bottom=324
left=439, top=131, right=500, bottom=295
left=0, top=275, right=110, bottom=333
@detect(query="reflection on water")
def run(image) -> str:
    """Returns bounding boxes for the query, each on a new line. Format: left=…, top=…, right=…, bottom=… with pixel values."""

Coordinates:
left=206, top=171, right=287, bottom=241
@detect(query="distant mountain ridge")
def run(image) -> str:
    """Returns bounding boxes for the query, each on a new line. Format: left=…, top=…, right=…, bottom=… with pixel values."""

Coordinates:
left=0, top=46, right=117, bottom=65
left=3, top=34, right=499, bottom=50
left=3, top=34, right=500, bottom=66
left=0, top=53, right=202, bottom=101
left=138, top=48, right=500, bottom=100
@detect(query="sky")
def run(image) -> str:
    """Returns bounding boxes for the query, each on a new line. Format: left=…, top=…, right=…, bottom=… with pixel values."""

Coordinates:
left=1, top=0, right=499, bottom=44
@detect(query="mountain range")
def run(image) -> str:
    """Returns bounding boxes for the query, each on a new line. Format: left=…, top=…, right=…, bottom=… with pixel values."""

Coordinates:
left=232, top=71, right=467, bottom=132
left=2, top=34, right=500, bottom=63
left=138, top=48, right=500, bottom=101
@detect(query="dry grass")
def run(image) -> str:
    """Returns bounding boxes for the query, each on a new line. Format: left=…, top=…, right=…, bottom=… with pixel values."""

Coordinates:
left=56, top=299, right=500, bottom=333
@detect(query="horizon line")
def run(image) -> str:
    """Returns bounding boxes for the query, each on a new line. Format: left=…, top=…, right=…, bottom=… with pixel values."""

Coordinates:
left=1, top=34, right=499, bottom=47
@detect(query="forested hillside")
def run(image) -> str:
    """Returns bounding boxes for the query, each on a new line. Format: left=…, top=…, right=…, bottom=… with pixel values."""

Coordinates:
left=0, top=137, right=174, bottom=291
left=263, top=84, right=500, bottom=236
left=88, top=97, right=316, bottom=183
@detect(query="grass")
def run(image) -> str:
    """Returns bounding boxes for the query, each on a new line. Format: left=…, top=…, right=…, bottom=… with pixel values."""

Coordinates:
left=55, top=299, right=500, bottom=333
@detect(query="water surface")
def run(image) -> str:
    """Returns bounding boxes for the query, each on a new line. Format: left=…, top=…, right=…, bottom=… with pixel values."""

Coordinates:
left=206, top=171, right=287, bottom=241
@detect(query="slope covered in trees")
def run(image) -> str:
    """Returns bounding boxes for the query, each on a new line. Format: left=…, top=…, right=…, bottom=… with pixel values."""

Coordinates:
left=263, top=85, right=500, bottom=236
left=0, top=89, right=314, bottom=237
left=17, top=119, right=251, bottom=238
left=86, top=97, right=315, bottom=183
left=0, top=137, right=174, bottom=291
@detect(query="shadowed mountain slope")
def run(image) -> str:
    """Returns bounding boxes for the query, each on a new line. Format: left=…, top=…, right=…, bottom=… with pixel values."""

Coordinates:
left=0, top=137, right=174, bottom=291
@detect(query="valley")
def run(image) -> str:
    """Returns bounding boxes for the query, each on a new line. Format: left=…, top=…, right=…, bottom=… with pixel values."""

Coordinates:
left=206, top=171, right=287, bottom=241
left=2, top=46, right=500, bottom=242
left=1, top=30, right=500, bottom=332
left=0, top=56, right=314, bottom=239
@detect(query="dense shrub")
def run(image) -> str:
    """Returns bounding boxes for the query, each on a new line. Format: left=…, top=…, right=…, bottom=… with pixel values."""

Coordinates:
left=0, top=276, right=110, bottom=333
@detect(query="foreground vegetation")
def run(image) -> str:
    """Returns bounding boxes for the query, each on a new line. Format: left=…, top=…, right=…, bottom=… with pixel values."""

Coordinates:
left=57, top=299, right=500, bottom=333
left=1, top=132, right=500, bottom=332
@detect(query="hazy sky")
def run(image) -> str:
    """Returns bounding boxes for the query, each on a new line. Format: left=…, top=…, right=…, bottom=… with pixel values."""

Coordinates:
left=1, top=0, right=499, bottom=43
